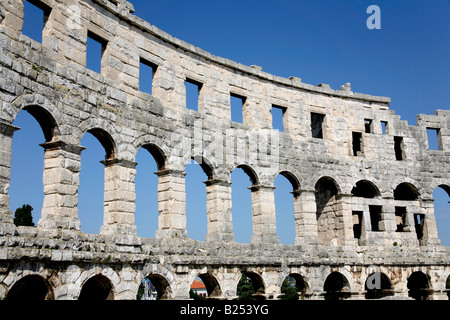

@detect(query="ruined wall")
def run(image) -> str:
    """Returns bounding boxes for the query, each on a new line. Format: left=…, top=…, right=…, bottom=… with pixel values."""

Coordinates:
left=0, top=0, right=448, bottom=300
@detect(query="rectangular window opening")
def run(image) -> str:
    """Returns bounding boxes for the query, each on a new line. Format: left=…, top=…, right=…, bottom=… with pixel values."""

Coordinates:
left=395, top=207, right=407, bottom=232
left=185, top=78, right=202, bottom=111
left=271, top=105, right=286, bottom=132
left=364, top=119, right=373, bottom=133
left=22, top=0, right=51, bottom=43
left=369, top=205, right=382, bottom=231
left=231, top=93, right=246, bottom=123
left=414, top=213, right=425, bottom=240
left=86, top=31, right=107, bottom=74
left=381, top=121, right=388, bottom=135
left=394, top=136, right=404, bottom=160
left=139, top=58, right=157, bottom=95
left=311, top=112, right=325, bottom=139
left=352, top=132, right=363, bottom=156
left=426, top=128, right=442, bottom=151
left=352, top=211, right=363, bottom=239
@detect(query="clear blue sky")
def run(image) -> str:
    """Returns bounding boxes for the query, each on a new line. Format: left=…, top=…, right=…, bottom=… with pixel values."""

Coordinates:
left=9, top=0, right=449, bottom=245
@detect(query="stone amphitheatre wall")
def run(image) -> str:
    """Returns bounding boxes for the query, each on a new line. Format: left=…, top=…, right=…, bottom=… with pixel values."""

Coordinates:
left=0, top=0, right=448, bottom=300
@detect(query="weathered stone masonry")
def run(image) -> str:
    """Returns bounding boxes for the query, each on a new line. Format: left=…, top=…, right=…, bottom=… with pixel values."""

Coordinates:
left=0, top=0, right=449, bottom=300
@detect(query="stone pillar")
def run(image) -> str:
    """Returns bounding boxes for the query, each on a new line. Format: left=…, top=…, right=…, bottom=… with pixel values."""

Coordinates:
left=155, top=169, right=187, bottom=239
left=250, top=184, right=279, bottom=244
left=381, top=201, right=397, bottom=233
left=204, top=179, right=234, bottom=243
left=339, top=194, right=358, bottom=246
left=100, top=158, right=137, bottom=236
left=38, top=141, right=85, bottom=232
left=0, top=122, right=19, bottom=232
left=293, top=189, right=319, bottom=245
left=420, top=198, right=441, bottom=246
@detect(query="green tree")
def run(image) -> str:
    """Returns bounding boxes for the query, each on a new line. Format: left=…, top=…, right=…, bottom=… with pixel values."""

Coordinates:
left=189, top=289, right=205, bottom=300
left=13, top=204, right=35, bottom=227
left=281, top=278, right=298, bottom=300
left=237, top=274, right=255, bottom=300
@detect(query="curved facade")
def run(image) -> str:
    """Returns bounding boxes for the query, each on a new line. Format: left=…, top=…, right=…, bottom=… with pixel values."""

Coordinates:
left=0, top=0, right=449, bottom=300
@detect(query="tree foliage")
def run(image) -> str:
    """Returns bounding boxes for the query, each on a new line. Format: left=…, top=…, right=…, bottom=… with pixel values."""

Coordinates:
left=281, top=278, right=298, bottom=300
left=237, top=274, right=256, bottom=300
left=13, top=204, right=35, bottom=227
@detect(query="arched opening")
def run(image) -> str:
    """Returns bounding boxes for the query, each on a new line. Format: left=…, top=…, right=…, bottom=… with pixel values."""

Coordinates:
left=281, top=274, right=310, bottom=300
left=351, top=180, right=380, bottom=198
left=433, top=185, right=450, bottom=246
left=190, top=273, right=222, bottom=300
left=9, top=106, right=59, bottom=225
left=364, top=272, right=394, bottom=299
left=231, top=165, right=258, bottom=243
left=274, top=172, right=298, bottom=245
left=185, top=156, right=213, bottom=242
left=236, top=271, right=265, bottom=300
left=407, top=271, right=432, bottom=300
left=6, top=275, right=54, bottom=300
left=78, top=130, right=114, bottom=234
left=394, top=182, right=419, bottom=201
left=135, top=144, right=165, bottom=238
left=323, top=272, right=351, bottom=300
left=79, top=274, right=114, bottom=300
left=315, top=177, right=343, bottom=245
left=21, top=105, right=58, bottom=143
left=137, top=274, right=170, bottom=300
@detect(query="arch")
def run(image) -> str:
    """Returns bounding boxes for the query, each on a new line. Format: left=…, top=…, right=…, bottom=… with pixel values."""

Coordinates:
left=436, top=184, right=450, bottom=198
left=9, top=93, right=64, bottom=141
left=314, top=176, right=341, bottom=194
left=133, top=133, right=173, bottom=169
left=6, top=275, right=54, bottom=300
left=235, top=164, right=259, bottom=186
left=138, top=274, right=171, bottom=300
left=274, top=173, right=297, bottom=244
left=407, top=271, right=432, bottom=300
left=20, top=105, right=59, bottom=142
left=78, top=274, right=114, bottom=300
left=315, top=177, right=344, bottom=245
left=134, top=144, right=165, bottom=238
left=433, top=184, right=450, bottom=246
left=323, top=272, right=351, bottom=300
left=195, top=273, right=222, bottom=299
left=281, top=274, right=310, bottom=300
left=9, top=109, right=47, bottom=223
left=185, top=156, right=214, bottom=242
left=277, top=171, right=301, bottom=193
left=351, top=180, right=381, bottom=198
left=237, top=271, right=266, bottom=300
left=140, top=143, right=167, bottom=171
left=364, top=272, right=394, bottom=299
left=394, top=182, right=420, bottom=201
left=86, top=128, right=116, bottom=160
left=191, top=155, right=215, bottom=181
left=140, top=264, right=175, bottom=299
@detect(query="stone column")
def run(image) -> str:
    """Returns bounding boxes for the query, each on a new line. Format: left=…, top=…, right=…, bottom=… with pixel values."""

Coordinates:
left=100, top=158, right=137, bottom=236
left=250, top=184, right=279, bottom=244
left=339, top=194, right=358, bottom=246
left=0, top=122, right=19, bottom=233
left=293, top=189, right=319, bottom=245
left=419, top=198, right=441, bottom=246
left=38, top=141, right=84, bottom=232
left=204, top=179, right=234, bottom=243
left=381, top=200, right=397, bottom=233
left=155, top=169, right=187, bottom=239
